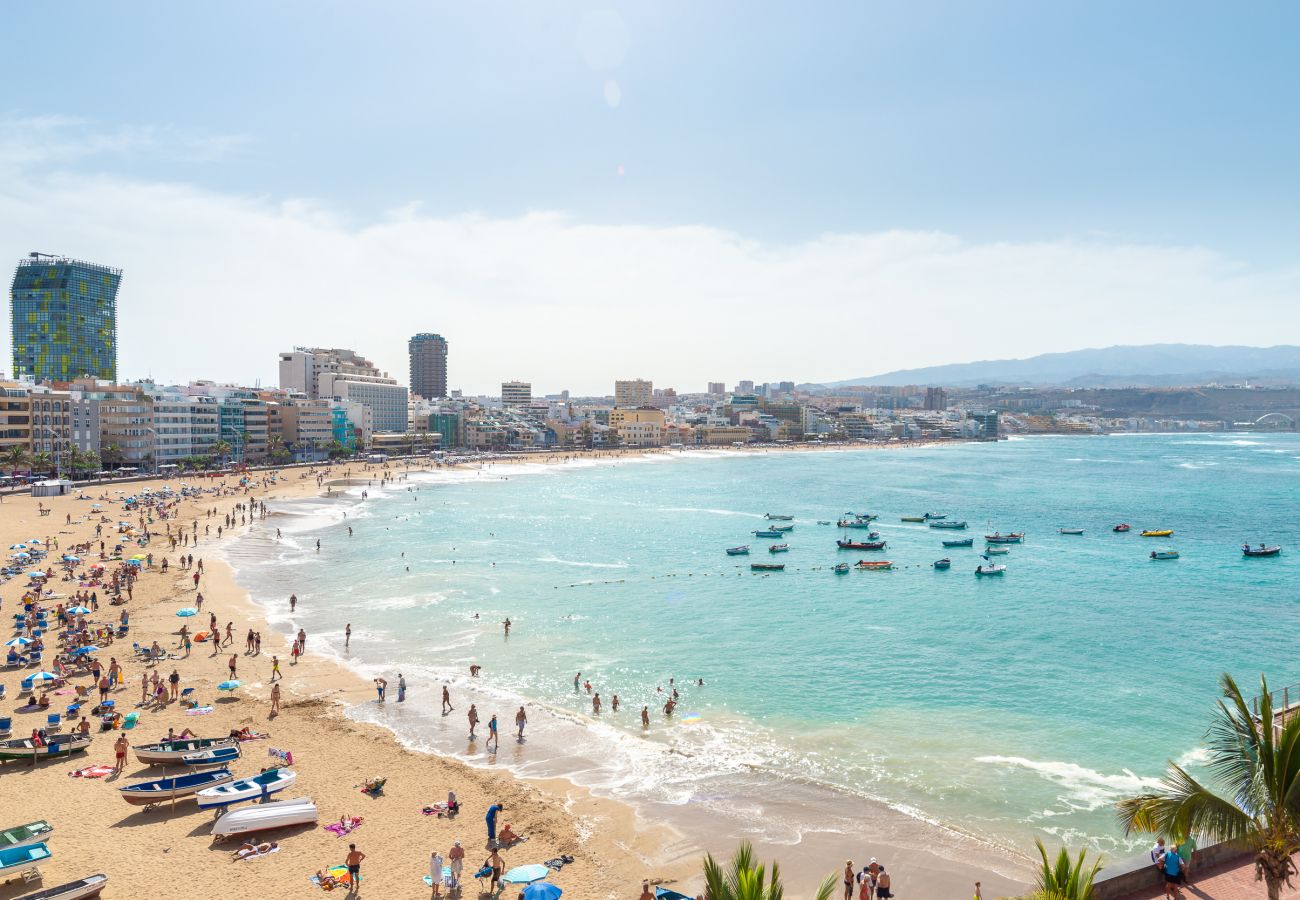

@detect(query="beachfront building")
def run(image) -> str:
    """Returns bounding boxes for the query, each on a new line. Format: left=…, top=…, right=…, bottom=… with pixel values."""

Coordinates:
left=609, top=407, right=666, bottom=447
left=10, top=252, right=122, bottom=383
left=267, top=397, right=334, bottom=459
left=501, top=381, right=531, bottom=407
left=75, top=381, right=153, bottom=469
left=408, top=333, right=449, bottom=399
left=279, top=346, right=409, bottom=433
left=614, top=378, right=653, bottom=408
left=0, top=380, right=33, bottom=457
left=150, top=393, right=220, bottom=466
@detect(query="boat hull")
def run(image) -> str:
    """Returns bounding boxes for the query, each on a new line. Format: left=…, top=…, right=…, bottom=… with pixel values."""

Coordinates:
left=0, top=736, right=91, bottom=762
left=1243, top=547, right=1282, bottom=557
left=0, top=842, right=51, bottom=874
left=0, top=822, right=53, bottom=850
left=984, top=534, right=1025, bottom=543
left=942, top=539, right=974, bottom=548
left=12, top=874, right=107, bottom=900
left=133, top=737, right=236, bottom=766
left=119, top=769, right=234, bottom=807
left=1140, top=530, right=1173, bottom=538
left=212, top=798, right=318, bottom=839
left=197, top=769, right=296, bottom=810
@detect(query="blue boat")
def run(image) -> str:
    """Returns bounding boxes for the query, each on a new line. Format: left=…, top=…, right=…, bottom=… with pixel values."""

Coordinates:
left=752, top=530, right=784, bottom=538
left=119, top=768, right=234, bottom=807
left=725, top=546, right=750, bottom=556
left=933, top=558, right=952, bottom=570
left=929, top=520, right=968, bottom=529
left=656, top=889, right=695, bottom=900
left=942, top=538, right=974, bottom=548
left=833, top=563, right=850, bottom=574
left=0, top=842, right=51, bottom=876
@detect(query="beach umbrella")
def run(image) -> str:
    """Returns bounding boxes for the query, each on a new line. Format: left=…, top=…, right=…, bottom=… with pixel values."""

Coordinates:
left=523, top=884, right=563, bottom=900
left=62, top=555, right=81, bottom=563
left=9, top=543, right=25, bottom=549
left=26, top=671, right=58, bottom=685
left=70, top=645, right=98, bottom=657
left=502, top=865, right=550, bottom=885
left=26, top=571, right=47, bottom=579
left=67, top=606, right=92, bottom=615
left=175, top=607, right=198, bottom=617
left=28, top=539, right=41, bottom=544
left=5, top=637, right=32, bottom=647
left=218, top=680, right=242, bottom=693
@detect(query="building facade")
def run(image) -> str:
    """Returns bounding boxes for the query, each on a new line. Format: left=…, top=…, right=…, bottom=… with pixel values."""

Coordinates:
left=924, top=387, right=949, bottom=411
left=501, top=381, right=532, bottom=407
left=279, top=347, right=408, bottom=433
left=10, top=253, right=121, bottom=383
left=408, top=333, right=449, bottom=400
left=614, top=379, right=653, bottom=408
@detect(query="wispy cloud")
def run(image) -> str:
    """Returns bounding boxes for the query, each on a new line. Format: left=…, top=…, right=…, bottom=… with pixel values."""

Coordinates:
left=0, top=114, right=251, bottom=168
left=0, top=117, right=1296, bottom=393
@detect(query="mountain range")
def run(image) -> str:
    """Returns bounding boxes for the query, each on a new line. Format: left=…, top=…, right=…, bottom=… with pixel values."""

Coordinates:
left=821, top=344, right=1300, bottom=389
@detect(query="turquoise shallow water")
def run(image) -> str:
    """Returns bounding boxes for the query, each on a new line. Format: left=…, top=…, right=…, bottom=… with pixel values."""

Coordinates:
left=225, top=434, right=1300, bottom=856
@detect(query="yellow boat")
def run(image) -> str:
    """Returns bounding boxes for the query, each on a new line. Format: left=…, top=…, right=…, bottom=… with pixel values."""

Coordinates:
left=1140, top=529, right=1174, bottom=537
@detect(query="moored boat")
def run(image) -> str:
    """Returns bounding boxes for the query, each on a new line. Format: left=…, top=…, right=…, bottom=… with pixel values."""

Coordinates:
left=1059, top=528, right=1084, bottom=535
left=211, top=797, right=318, bottom=840
left=0, top=821, right=52, bottom=850
left=0, top=734, right=91, bottom=763
left=768, top=543, right=790, bottom=553
left=764, top=514, right=794, bottom=521
left=837, top=539, right=886, bottom=550
left=119, top=768, right=235, bottom=808
left=832, top=563, right=850, bottom=574
left=0, top=842, right=51, bottom=876
left=1150, top=550, right=1180, bottom=560
left=984, top=532, right=1025, bottom=543
left=836, top=519, right=876, bottom=529
left=750, top=563, right=785, bottom=571
left=900, top=516, right=926, bottom=523
left=975, top=563, right=1007, bottom=576
left=1140, top=529, right=1173, bottom=537
left=725, top=546, right=750, bottom=556
left=1113, top=524, right=1131, bottom=533
left=770, top=523, right=795, bottom=532
left=752, top=530, right=784, bottom=539
left=923, top=513, right=947, bottom=520
left=854, top=560, right=893, bottom=570
left=929, top=520, right=968, bottom=529
left=984, top=545, right=1010, bottom=555
left=11, top=873, right=107, bottom=900
left=197, top=768, right=296, bottom=810
left=133, top=736, right=236, bottom=766
left=942, top=538, right=974, bottom=548
left=933, top=558, right=951, bottom=570
left=1242, top=544, right=1282, bottom=557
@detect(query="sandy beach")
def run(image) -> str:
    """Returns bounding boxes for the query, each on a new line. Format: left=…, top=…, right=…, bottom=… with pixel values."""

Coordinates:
left=0, top=449, right=1032, bottom=900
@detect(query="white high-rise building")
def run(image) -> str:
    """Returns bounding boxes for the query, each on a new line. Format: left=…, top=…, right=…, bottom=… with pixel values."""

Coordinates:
left=279, top=347, right=408, bottom=433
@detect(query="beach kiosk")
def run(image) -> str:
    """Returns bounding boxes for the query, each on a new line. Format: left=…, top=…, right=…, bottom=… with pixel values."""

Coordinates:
left=31, top=479, right=73, bottom=497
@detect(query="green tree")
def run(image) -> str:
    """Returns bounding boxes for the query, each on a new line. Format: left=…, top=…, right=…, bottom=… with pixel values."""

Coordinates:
left=1030, top=839, right=1100, bottom=900
left=29, top=451, right=53, bottom=474
left=2, top=444, right=31, bottom=475
left=100, top=443, right=123, bottom=469
left=1117, top=673, right=1300, bottom=900
left=212, top=440, right=232, bottom=466
left=702, top=841, right=836, bottom=900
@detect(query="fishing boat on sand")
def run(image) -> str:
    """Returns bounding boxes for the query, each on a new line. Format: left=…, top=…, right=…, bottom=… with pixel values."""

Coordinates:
left=984, top=532, right=1025, bottom=543
left=929, top=520, right=968, bottom=530
left=1242, top=544, right=1282, bottom=557
left=0, top=734, right=91, bottom=763
left=768, top=544, right=790, bottom=553
left=181, top=745, right=241, bottom=768
left=933, top=558, right=951, bottom=570
left=10, top=873, right=107, bottom=900
left=1113, top=524, right=1131, bottom=533
left=837, top=539, right=886, bottom=550
left=0, top=843, right=51, bottom=878
left=197, top=768, right=296, bottom=810
left=0, top=822, right=52, bottom=850
left=119, top=768, right=235, bottom=808
left=133, top=736, right=237, bottom=766
left=855, top=560, right=893, bottom=570
left=942, top=538, right=974, bottom=548
left=751, top=563, right=785, bottom=572
left=725, top=546, right=750, bottom=556
left=1150, top=550, right=1180, bottom=560
left=1140, top=529, right=1174, bottom=537
left=211, top=798, right=318, bottom=840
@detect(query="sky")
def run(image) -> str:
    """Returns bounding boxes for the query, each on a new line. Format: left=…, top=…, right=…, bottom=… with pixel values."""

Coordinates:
left=2, top=1, right=1298, bottom=395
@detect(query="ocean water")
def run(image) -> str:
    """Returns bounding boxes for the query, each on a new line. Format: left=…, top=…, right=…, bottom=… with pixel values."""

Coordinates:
left=223, top=434, right=1300, bottom=860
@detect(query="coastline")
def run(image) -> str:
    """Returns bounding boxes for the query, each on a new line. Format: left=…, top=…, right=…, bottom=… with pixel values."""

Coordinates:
left=0, top=446, right=1035, bottom=899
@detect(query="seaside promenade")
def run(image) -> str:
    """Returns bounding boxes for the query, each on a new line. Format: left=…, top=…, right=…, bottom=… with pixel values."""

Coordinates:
left=1116, top=855, right=1299, bottom=900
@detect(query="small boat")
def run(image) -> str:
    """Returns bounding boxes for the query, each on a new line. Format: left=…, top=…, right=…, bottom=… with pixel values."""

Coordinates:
left=975, top=563, right=1007, bottom=576
left=133, top=736, right=236, bottom=766
left=1113, top=524, right=1131, bottom=533
left=752, top=530, right=784, bottom=539
left=0, top=734, right=91, bottom=763
left=942, top=538, right=974, bottom=548
left=725, top=546, right=750, bottom=556
left=984, top=532, right=1025, bottom=543
left=923, top=513, right=947, bottom=520
left=197, top=768, right=296, bottom=810
left=855, top=560, right=893, bottom=570
left=929, top=520, right=968, bottom=530
left=1150, top=550, right=1180, bottom=560
left=764, top=514, right=794, bottom=521
left=11, top=873, right=107, bottom=900
left=768, top=543, right=790, bottom=553
left=212, top=797, right=318, bottom=840
left=181, top=745, right=242, bottom=768
left=984, top=545, right=1010, bottom=555
left=1140, top=529, right=1173, bottom=538
left=655, top=888, right=696, bottom=900
left=119, top=768, right=235, bottom=808
left=816, top=520, right=832, bottom=526
left=933, top=558, right=951, bottom=570
left=832, top=563, right=850, bottom=574
left=837, top=539, right=886, bottom=550
left=1059, top=528, right=1084, bottom=535
left=837, top=519, right=876, bottom=529
left=844, top=512, right=878, bottom=521
left=1243, top=544, right=1282, bottom=558
left=0, top=821, right=52, bottom=850
left=751, top=563, right=784, bottom=572
left=0, top=843, right=51, bottom=876
left=770, top=523, right=795, bottom=532
left=900, top=516, right=926, bottom=523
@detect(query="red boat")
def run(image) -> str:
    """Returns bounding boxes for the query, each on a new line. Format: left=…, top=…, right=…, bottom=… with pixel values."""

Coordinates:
left=1113, top=524, right=1131, bottom=532
left=837, top=539, right=886, bottom=550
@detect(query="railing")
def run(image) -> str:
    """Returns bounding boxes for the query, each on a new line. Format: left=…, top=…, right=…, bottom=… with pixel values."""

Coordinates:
left=1252, top=681, right=1300, bottom=717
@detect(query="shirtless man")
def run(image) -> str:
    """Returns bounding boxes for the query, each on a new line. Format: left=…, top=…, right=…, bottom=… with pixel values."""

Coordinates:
left=515, top=706, right=527, bottom=739
left=467, top=704, right=479, bottom=740
left=442, top=685, right=452, bottom=714
left=113, top=733, right=129, bottom=773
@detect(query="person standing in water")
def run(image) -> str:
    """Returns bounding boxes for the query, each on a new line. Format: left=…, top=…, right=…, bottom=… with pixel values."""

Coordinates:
left=487, top=714, right=499, bottom=751
left=467, top=704, right=479, bottom=740
left=502, top=617, right=510, bottom=636
left=345, top=623, right=352, bottom=649
left=515, top=706, right=527, bottom=740
left=442, top=685, right=452, bottom=714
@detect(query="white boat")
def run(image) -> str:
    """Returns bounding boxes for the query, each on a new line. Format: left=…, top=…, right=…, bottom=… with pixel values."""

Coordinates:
left=984, top=545, right=1010, bottom=555
left=12, top=874, right=107, bottom=900
left=133, top=736, right=236, bottom=766
left=0, top=821, right=52, bottom=850
left=211, top=797, right=318, bottom=840
left=197, top=768, right=296, bottom=810
left=975, top=563, right=1007, bottom=576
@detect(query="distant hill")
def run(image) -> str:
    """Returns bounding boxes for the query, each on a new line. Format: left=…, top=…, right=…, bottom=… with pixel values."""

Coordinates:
left=820, top=344, right=1300, bottom=389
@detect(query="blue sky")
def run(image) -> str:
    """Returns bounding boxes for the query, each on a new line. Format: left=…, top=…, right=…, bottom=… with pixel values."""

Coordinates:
left=2, top=2, right=1298, bottom=391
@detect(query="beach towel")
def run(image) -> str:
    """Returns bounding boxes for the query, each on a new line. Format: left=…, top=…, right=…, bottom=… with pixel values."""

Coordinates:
left=310, top=866, right=360, bottom=891
left=544, top=855, right=575, bottom=871
left=422, top=867, right=453, bottom=887
left=185, top=705, right=214, bottom=716
left=323, top=817, right=363, bottom=837
left=69, top=764, right=114, bottom=778
left=421, top=802, right=451, bottom=817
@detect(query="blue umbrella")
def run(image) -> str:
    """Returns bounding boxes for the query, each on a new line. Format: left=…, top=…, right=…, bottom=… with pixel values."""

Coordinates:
left=175, top=607, right=198, bottom=617
left=5, top=637, right=32, bottom=647
left=502, top=865, right=550, bottom=885
left=523, top=884, right=563, bottom=900
left=26, top=671, right=58, bottom=684
left=26, top=571, right=47, bottom=579
left=70, top=645, right=98, bottom=657
left=9, top=544, right=25, bottom=549
left=67, top=606, right=91, bottom=615
left=218, top=680, right=242, bottom=693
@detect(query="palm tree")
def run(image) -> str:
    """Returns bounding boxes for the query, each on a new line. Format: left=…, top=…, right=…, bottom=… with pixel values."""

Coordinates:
left=212, top=440, right=232, bottom=466
left=100, top=442, right=123, bottom=469
left=702, top=841, right=837, bottom=900
left=1117, top=673, right=1300, bottom=900
left=29, top=451, right=53, bottom=475
left=2, top=444, right=31, bottom=475
left=1031, top=838, right=1100, bottom=900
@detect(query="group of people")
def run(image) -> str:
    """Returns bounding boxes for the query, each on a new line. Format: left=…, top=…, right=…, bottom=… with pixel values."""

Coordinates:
left=1151, top=836, right=1197, bottom=898
left=844, top=858, right=893, bottom=900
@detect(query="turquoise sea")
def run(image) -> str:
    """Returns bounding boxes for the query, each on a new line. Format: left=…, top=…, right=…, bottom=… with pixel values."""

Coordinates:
left=225, top=434, right=1300, bottom=864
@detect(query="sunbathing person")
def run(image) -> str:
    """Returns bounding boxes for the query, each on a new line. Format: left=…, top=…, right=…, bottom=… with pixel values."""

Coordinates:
left=314, top=869, right=342, bottom=889
left=497, top=824, right=525, bottom=847
left=234, top=841, right=277, bottom=859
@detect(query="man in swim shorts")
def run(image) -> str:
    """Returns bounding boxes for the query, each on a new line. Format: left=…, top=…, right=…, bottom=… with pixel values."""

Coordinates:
left=345, top=843, right=365, bottom=887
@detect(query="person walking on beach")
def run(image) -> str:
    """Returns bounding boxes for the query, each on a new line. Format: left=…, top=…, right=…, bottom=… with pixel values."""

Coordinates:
left=448, top=841, right=464, bottom=888
left=485, top=801, right=503, bottom=846
left=844, top=861, right=855, bottom=900
left=297, top=628, right=307, bottom=655
left=641, top=705, right=650, bottom=728
left=442, top=685, right=452, bottom=714
left=374, top=678, right=387, bottom=702
left=515, top=706, right=526, bottom=740
left=114, top=733, right=129, bottom=773
left=467, top=704, right=479, bottom=740
left=270, top=682, right=281, bottom=717
left=345, top=843, right=364, bottom=893
left=974, top=882, right=982, bottom=900
left=228, top=654, right=238, bottom=679
left=487, top=714, right=499, bottom=751
left=271, top=656, right=281, bottom=681
left=429, top=848, right=444, bottom=898
left=875, top=866, right=892, bottom=899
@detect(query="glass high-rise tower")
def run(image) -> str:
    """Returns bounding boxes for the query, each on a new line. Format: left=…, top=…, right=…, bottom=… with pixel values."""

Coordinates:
left=10, top=253, right=121, bottom=382
left=408, top=332, right=448, bottom=399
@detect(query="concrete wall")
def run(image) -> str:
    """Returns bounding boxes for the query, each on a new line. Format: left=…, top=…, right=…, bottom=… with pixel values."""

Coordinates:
left=1091, top=841, right=1247, bottom=900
